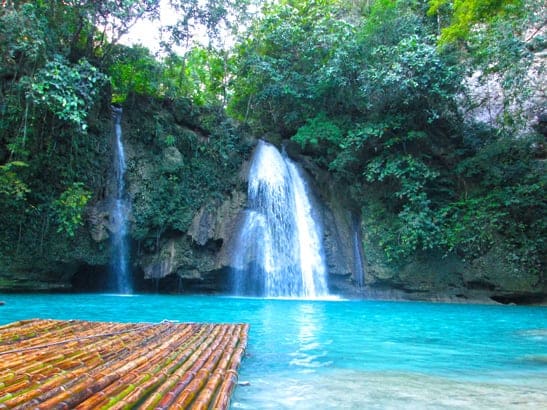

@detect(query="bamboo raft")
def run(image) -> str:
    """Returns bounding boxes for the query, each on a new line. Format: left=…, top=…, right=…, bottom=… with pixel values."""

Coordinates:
left=0, top=319, right=249, bottom=409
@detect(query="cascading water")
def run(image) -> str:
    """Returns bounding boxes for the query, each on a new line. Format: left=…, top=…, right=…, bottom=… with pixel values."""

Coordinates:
left=231, top=140, right=328, bottom=298
left=352, top=213, right=366, bottom=288
left=111, top=106, right=132, bottom=294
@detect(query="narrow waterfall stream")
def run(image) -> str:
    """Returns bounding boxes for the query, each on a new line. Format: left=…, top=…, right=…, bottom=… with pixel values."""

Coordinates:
left=352, top=213, right=365, bottom=288
left=231, top=140, right=328, bottom=298
left=111, top=107, right=132, bottom=294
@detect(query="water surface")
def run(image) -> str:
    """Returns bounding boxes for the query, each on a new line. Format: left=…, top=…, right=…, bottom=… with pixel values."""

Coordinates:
left=1, top=294, right=545, bottom=408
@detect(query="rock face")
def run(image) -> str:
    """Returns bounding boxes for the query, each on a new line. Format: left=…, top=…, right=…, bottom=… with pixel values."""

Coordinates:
left=357, top=229, right=546, bottom=304
left=87, top=199, right=129, bottom=243
left=81, top=132, right=545, bottom=303
left=130, top=141, right=366, bottom=296
left=293, top=154, right=365, bottom=287
left=187, top=189, right=248, bottom=266
left=288, top=145, right=545, bottom=304
left=1, top=92, right=543, bottom=304
left=137, top=190, right=247, bottom=291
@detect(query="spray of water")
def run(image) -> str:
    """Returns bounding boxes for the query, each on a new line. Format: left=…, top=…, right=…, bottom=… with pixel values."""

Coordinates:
left=231, top=141, right=328, bottom=298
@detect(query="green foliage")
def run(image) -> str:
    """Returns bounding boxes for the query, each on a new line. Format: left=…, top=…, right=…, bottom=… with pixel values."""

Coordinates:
left=365, top=35, right=461, bottom=120
left=0, top=3, right=47, bottom=76
left=428, top=0, right=523, bottom=44
left=0, top=0, right=255, bottom=278
left=109, top=46, right=160, bottom=103
left=0, top=1, right=160, bottom=69
left=0, top=161, right=30, bottom=201
left=228, top=0, right=544, bottom=277
left=440, top=179, right=545, bottom=274
left=456, top=134, right=539, bottom=187
left=162, top=47, right=229, bottom=105
left=108, top=44, right=229, bottom=106
left=162, top=0, right=255, bottom=50
left=163, top=134, right=176, bottom=147
left=124, top=96, right=252, bottom=242
left=292, top=113, right=343, bottom=166
left=362, top=154, right=443, bottom=260
left=0, top=0, right=544, bottom=285
left=441, top=193, right=508, bottom=259
left=365, top=155, right=439, bottom=199
left=52, top=182, right=91, bottom=237
left=293, top=113, right=343, bottom=148
left=428, top=1, right=543, bottom=131
left=228, top=1, right=354, bottom=135
left=182, top=47, right=228, bottom=105
left=29, top=55, right=107, bottom=130
left=85, top=0, right=160, bottom=44
left=440, top=131, right=546, bottom=270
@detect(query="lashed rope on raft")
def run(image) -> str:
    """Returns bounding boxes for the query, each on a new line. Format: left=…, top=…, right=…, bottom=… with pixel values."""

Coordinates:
left=0, top=319, right=249, bottom=409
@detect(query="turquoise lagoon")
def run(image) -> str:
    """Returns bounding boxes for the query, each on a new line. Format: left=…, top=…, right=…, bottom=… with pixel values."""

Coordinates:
left=1, top=294, right=546, bottom=408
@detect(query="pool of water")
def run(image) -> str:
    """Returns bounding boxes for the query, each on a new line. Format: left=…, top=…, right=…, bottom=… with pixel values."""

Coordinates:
left=1, top=294, right=546, bottom=408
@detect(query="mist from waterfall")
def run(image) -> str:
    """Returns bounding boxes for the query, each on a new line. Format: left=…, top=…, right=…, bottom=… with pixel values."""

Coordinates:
left=231, top=140, right=328, bottom=298
left=111, top=107, right=132, bottom=294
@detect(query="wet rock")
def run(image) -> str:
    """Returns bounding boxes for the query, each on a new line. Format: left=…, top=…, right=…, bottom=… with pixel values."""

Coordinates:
left=161, top=146, right=184, bottom=171
left=87, top=202, right=111, bottom=242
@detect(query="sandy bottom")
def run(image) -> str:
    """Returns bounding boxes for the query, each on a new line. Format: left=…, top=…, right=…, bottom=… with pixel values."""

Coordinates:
left=231, top=369, right=547, bottom=409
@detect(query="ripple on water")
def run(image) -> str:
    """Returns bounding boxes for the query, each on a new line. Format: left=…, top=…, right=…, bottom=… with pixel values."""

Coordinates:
left=232, top=368, right=547, bottom=409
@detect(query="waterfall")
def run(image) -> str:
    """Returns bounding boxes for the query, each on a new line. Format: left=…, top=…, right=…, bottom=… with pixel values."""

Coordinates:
left=352, top=213, right=365, bottom=288
left=111, top=106, right=132, bottom=294
left=231, top=140, right=328, bottom=298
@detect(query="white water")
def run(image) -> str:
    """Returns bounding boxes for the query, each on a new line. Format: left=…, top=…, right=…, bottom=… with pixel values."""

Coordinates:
left=232, top=141, right=328, bottom=298
left=111, top=107, right=132, bottom=294
left=352, top=213, right=365, bottom=287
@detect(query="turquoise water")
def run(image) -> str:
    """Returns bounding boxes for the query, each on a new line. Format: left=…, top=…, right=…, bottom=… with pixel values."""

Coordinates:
left=1, top=294, right=546, bottom=408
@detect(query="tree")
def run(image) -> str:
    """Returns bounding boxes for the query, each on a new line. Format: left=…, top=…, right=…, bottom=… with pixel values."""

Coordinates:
left=427, top=0, right=524, bottom=44
left=228, top=1, right=354, bottom=137
left=29, top=54, right=107, bottom=130
left=428, top=0, right=545, bottom=131
left=163, top=0, right=257, bottom=51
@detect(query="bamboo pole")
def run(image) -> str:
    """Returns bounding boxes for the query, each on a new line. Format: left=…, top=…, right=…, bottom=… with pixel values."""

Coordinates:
left=211, top=324, right=249, bottom=410
left=5, top=337, right=137, bottom=406
left=34, top=343, right=161, bottom=408
left=77, top=324, right=197, bottom=409
left=0, top=319, right=249, bottom=410
left=44, top=323, right=200, bottom=409
left=192, top=326, right=241, bottom=409
left=140, top=324, right=220, bottom=409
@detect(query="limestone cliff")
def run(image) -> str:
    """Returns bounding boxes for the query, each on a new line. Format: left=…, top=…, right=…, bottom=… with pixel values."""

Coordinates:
left=288, top=143, right=545, bottom=304
left=79, top=94, right=254, bottom=292
left=1, top=92, right=544, bottom=305
left=137, top=190, right=247, bottom=291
